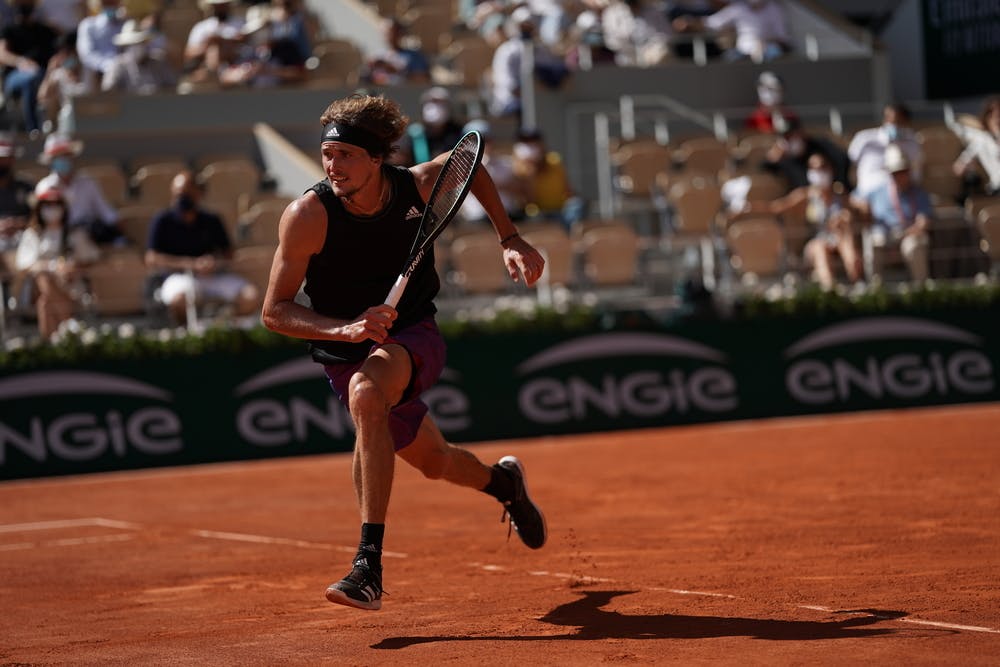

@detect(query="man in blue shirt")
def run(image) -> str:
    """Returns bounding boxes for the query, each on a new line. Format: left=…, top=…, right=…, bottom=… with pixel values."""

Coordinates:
left=853, top=144, right=932, bottom=283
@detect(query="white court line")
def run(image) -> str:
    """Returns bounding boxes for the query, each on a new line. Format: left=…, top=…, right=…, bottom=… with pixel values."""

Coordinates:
left=190, top=529, right=408, bottom=559
left=0, top=517, right=142, bottom=533
left=473, top=563, right=1000, bottom=635
left=0, top=533, right=135, bottom=552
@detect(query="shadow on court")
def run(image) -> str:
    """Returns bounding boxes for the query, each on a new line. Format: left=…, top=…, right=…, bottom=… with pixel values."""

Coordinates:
left=372, top=590, right=905, bottom=649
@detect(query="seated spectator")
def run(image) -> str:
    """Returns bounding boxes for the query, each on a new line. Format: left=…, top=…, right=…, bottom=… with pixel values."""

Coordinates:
left=35, top=133, right=125, bottom=246
left=268, top=0, right=311, bottom=63
left=13, top=185, right=99, bottom=339
left=600, top=0, right=673, bottom=67
left=0, top=0, right=59, bottom=135
left=361, top=18, right=430, bottom=87
left=762, top=118, right=850, bottom=190
left=744, top=71, right=798, bottom=133
left=848, top=102, right=922, bottom=198
left=76, top=0, right=126, bottom=82
left=490, top=7, right=569, bottom=118
left=398, top=87, right=466, bottom=166
left=564, top=10, right=618, bottom=70
left=457, top=118, right=528, bottom=223
left=0, top=132, right=34, bottom=254
left=673, top=0, right=790, bottom=62
left=217, top=5, right=307, bottom=88
left=145, top=170, right=260, bottom=325
left=512, top=128, right=583, bottom=229
left=852, top=144, right=932, bottom=283
left=950, top=95, right=1000, bottom=197
left=744, top=152, right=862, bottom=290
left=37, top=0, right=86, bottom=35
left=37, top=33, right=96, bottom=134
left=183, top=0, right=246, bottom=83
left=102, top=17, right=178, bottom=94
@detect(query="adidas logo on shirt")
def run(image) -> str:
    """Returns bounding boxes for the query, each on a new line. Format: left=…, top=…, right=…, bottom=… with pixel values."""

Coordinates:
left=405, top=206, right=421, bottom=220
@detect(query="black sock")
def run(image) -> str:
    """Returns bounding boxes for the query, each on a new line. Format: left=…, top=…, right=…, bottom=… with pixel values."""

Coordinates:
left=481, top=465, right=514, bottom=503
left=357, top=522, right=384, bottom=570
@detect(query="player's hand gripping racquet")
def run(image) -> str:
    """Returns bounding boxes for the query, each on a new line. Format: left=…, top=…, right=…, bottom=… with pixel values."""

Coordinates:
left=384, top=130, right=484, bottom=308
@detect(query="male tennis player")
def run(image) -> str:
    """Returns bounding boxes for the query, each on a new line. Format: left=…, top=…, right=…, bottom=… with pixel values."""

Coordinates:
left=261, top=94, right=548, bottom=611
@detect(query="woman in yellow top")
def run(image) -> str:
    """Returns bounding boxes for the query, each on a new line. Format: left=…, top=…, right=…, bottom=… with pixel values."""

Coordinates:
left=511, top=129, right=584, bottom=228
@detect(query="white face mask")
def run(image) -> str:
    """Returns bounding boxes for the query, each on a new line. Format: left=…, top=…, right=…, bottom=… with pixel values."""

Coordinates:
left=883, top=123, right=899, bottom=141
left=40, top=205, right=64, bottom=224
left=421, top=102, right=448, bottom=125
left=757, top=87, right=781, bottom=107
left=514, top=142, right=542, bottom=161
left=807, top=169, right=832, bottom=188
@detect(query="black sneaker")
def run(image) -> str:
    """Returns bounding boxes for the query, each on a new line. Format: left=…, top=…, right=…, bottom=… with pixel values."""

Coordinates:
left=325, top=556, right=383, bottom=610
left=496, top=455, right=547, bottom=549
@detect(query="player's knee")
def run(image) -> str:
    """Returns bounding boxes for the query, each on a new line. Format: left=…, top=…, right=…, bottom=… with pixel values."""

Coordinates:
left=348, top=373, right=389, bottom=418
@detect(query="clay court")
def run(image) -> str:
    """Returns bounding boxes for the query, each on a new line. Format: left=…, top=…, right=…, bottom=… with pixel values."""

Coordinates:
left=2, top=403, right=998, bottom=665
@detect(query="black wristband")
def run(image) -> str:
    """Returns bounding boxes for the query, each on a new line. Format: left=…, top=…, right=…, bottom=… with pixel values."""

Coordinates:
left=499, top=232, right=520, bottom=247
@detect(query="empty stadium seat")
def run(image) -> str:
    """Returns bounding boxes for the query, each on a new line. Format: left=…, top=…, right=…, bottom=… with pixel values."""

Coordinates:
left=579, top=224, right=640, bottom=287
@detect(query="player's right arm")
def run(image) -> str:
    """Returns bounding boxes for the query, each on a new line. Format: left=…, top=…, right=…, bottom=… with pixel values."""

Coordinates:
left=261, top=192, right=396, bottom=344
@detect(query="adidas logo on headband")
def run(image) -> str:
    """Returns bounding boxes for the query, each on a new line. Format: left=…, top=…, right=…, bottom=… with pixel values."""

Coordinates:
left=325, top=127, right=340, bottom=139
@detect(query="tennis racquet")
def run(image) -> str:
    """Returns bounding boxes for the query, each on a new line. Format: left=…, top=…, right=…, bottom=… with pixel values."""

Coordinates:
left=384, top=130, right=484, bottom=308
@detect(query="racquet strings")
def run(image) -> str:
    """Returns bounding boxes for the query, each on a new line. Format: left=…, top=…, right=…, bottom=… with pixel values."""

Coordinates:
left=421, top=134, right=480, bottom=239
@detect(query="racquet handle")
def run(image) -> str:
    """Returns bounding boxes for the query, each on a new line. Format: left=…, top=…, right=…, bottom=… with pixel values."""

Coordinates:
left=384, top=273, right=409, bottom=308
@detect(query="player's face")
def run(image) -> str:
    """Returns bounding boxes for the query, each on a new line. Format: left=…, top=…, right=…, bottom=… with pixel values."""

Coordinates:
left=321, top=142, right=380, bottom=198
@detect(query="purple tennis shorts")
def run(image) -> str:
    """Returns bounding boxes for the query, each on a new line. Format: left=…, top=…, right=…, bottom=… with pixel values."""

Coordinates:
left=323, top=317, right=446, bottom=451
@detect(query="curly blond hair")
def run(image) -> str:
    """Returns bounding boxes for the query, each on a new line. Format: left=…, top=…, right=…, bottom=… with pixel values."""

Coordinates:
left=319, top=94, right=409, bottom=159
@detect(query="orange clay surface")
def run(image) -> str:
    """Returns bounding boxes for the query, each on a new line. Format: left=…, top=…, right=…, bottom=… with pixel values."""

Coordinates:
left=1, top=403, right=999, bottom=666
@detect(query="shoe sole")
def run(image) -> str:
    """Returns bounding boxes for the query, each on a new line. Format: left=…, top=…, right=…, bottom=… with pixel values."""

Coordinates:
left=499, top=455, right=547, bottom=549
left=325, top=586, right=382, bottom=611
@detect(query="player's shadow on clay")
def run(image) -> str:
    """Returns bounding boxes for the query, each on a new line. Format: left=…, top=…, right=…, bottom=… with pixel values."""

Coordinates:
left=373, top=590, right=906, bottom=649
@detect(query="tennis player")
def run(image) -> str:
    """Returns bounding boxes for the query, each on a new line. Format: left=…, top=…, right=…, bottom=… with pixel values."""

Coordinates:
left=261, top=94, right=548, bottom=611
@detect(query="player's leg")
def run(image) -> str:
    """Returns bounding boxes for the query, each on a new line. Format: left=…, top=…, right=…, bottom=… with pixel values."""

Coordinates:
left=398, top=414, right=548, bottom=550
left=326, top=343, right=411, bottom=611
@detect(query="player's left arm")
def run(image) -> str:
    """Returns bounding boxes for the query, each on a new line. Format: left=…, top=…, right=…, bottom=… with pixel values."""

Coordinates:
left=410, top=154, right=545, bottom=286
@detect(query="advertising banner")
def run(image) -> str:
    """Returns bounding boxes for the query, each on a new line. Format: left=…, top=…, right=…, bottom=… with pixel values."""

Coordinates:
left=1, top=311, right=997, bottom=480
left=922, top=0, right=1000, bottom=99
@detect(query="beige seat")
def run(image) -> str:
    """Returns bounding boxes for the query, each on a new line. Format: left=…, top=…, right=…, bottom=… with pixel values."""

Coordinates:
left=437, top=34, right=494, bottom=87
left=917, top=124, right=964, bottom=168
left=78, top=163, right=129, bottom=207
left=666, top=175, right=723, bottom=288
left=131, top=162, right=188, bottom=208
left=726, top=217, right=785, bottom=286
left=116, top=204, right=161, bottom=247
left=978, top=209, right=1000, bottom=276
left=239, top=199, right=290, bottom=247
left=231, top=245, right=275, bottom=295
left=198, top=160, right=262, bottom=229
left=306, top=39, right=363, bottom=86
left=448, top=231, right=510, bottom=294
left=673, top=136, right=729, bottom=174
left=401, top=6, right=452, bottom=54
left=84, top=251, right=149, bottom=316
left=612, top=142, right=671, bottom=203
left=579, top=223, right=640, bottom=287
left=743, top=171, right=789, bottom=202
left=519, top=222, right=574, bottom=287
left=921, top=163, right=962, bottom=203
left=732, top=133, right=778, bottom=167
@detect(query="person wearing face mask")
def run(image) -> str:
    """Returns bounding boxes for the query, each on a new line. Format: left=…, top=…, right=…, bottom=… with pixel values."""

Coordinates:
left=183, top=0, right=246, bottom=83
left=35, top=133, right=125, bottom=246
left=744, top=71, right=798, bottom=133
left=37, top=32, right=96, bottom=133
left=0, top=133, right=34, bottom=254
left=847, top=103, right=923, bottom=199
left=14, top=185, right=99, bottom=339
left=398, top=87, right=465, bottom=167
left=145, top=169, right=260, bottom=325
left=0, top=0, right=59, bottom=135
left=511, top=128, right=583, bottom=229
left=744, top=152, right=862, bottom=290
left=489, top=7, right=568, bottom=118
left=949, top=95, right=1000, bottom=198
left=102, top=16, right=177, bottom=93
left=673, top=0, right=790, bottom=62
left=76, top=0, right=125, bottom=80
left=762, top=118, right=850, bottom=190
left=362, top=17, right=430, bottom=89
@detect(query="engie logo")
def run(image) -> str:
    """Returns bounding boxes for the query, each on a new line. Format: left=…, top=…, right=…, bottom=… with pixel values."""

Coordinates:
left=0, top=371, right=182, bottom=464
left=234, top=359, right=472, bottom=447
left=515, top=332, right=739, bottom=424
left=784, top=317, right=995, bottom=405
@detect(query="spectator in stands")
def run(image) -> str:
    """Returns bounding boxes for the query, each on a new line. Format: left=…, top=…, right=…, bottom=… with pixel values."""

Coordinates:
left=852, top=144, right=931, bottom=283
left=673, top=0, right=790, bottom=62
left=217, top=5, right=307, bottom=88
left=0, top=0, right=59, bottom=135
left=76, top=0, right=126, bottom=81
left=457, top=118, right=528, bottom=224
left=268, top=0, right=311, bottom=63
left=950, top=95, right=1000, bottom=197
left=183, top=0, right=245, bottom=83
left=361, top=18, right=430, bottom=87
left=37, top=33, right=95, bottom=134
left=0, top=132, right=33, bottom=253
left=36, top=0, right=85, bottom=35
left=744, top=152, right=862, bottom=290
left=744, top=71, right=798, bottom=133
left=564, top=10, right=617, bottom=70
left=399, top=86, right=466, bottom=166
left=490, top=7, right=569, bottom=118
left=600, top=0, right=673, bottom=67
left=102, top=17, right=177, bottom=93
left=145, top=169, right=260, bottom=325
left=36, top=133, right=125, bottom=246
left=762, top=118, right=850, bottom=190
left=848, top=102, right=922, bottom=198
left=14, top=184, right=99, bottom=339
left=512, top=127, right=582, bottom=229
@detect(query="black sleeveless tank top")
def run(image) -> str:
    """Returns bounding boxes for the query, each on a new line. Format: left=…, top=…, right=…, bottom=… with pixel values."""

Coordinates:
left=304, top=164, right=438, bottom=363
